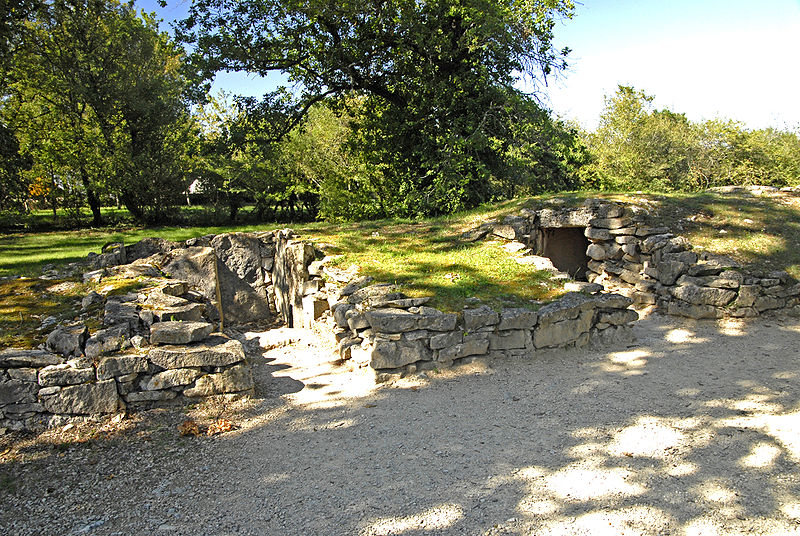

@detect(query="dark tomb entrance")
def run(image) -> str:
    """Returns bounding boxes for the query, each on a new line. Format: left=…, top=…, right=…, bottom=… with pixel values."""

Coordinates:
left=539, top=228, right=590, bottom=281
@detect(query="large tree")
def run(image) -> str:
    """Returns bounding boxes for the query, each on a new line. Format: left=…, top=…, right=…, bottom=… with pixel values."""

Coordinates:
left=6, top=0, right=192, bottom=224
left=179, top=0, right=575, bottom=216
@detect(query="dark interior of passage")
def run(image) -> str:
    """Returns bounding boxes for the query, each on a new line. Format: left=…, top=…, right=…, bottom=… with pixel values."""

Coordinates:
left=539, top=227, right=590, bottom=281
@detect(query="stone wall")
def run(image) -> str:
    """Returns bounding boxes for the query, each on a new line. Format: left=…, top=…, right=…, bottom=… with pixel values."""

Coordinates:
left=485, top=199, right=800, bottom=320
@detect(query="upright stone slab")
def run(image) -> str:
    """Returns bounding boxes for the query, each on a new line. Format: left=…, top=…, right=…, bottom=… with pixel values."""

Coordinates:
left=272, top=231, right=315, bottom=327
left=211, top=233, right=272, bottom=324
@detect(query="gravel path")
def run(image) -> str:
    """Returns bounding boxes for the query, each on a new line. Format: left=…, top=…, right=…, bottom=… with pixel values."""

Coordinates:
left=3, top=312, right=800, bottom=535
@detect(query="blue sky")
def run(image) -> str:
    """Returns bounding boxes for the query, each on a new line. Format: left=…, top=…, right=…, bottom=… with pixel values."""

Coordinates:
left=137, top=0, right=800, bottom=130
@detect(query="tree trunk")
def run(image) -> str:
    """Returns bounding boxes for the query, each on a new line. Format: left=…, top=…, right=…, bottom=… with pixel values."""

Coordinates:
left=121, top=190, right=144, bottom=222
left=80, top=166, right=103, bottom=226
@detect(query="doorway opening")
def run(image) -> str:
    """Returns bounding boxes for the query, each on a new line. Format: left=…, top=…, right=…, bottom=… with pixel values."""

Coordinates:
left=539, top=228, right=590, bottom=281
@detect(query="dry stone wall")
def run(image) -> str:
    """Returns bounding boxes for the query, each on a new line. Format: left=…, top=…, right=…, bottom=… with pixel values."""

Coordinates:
left=486, top=199, right=800, bottom=320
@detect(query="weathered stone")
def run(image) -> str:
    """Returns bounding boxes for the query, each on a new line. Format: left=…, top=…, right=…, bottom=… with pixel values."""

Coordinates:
left=598, top=309, right=639, bottom=325
left=7, top=368, right=37, bottom=382
left=589, top=325, right=636, bottom=348
left=96, top=354, right=150, bottom=380
left=534, top=308, right=594, bottom=348
left=608, top=226, right=637, bottom=236
left=142, top=291, right=189, bottom=309
left=514, top=255, right=557, bottom=270
left=348, top=284, right=404, bottom=305
left=635, top=226, right=670, bottom=237
left=369, top=340, right=426, bottom=369
left=143, top=368, right=203, bottom=390
left=365, top=308, right=418, bottom=333
left=416, top=308, right=457, bottom=331
left=44, top=323, right=88, bottom=358
left=429, top=331, right=463, bottom=350
left=372, top=297, right=431, bottom=309
left=537, top=293, right=594, bottom=325
left=619, top=269, right=643, bottom=285
left=152, top=303, right=206, bottom=323
left=670, top=285, right=736, bottom=306
left=126, top=237, right=179, bottom=263
left=346, top=309, right=370, bottom=331
left=615, top=235, right=639, bottom=245
left=586, top=243, right=609, bottom=261
left=81, top=291, right=104, bottom=310
left=339, top=337, right=363, bottom=359
left=492, top=224, right=518, bottom=240
left=489, top=330, right=528, bottom=350
left=401, top=330, right=429, bottom=341
left=85, top=324, right=131, bottom=359
left=212, top=233, right=271, bottom=320
left=657, top=261, right=687, bottom=286
left=463, top=305, right=500, bottom=330
left=589, top=217, right=631, bottom=230
left=3, top=402, right=44, bottom=415
left=40, top=379, right=119, bottom=414
left=667, top=301, right=723, bottom=319
left=161, top=246, right=221, bottom=319
left=0, top=379, right=38, bottom=405
left=150, top=321, right=214, bottom=345
left=661, top=251, right=698, bottom=265
left=687, top=256, right=740, bottom=277
left=563, top=282, right=603, bottom=294
left=183, top=364, right=254, bottom=396
left=640, top=234, right=672, bottom=253
left=103, top=299, right=140, bottom=330
left=539, top=207, right=592, bottom=227
left=0, top=348, right=63, bottom=368
left=125, top=390, right=177, bottom=402
left=37, top=386, right=60, bottom=397
left=148, top=336, right=245, bottom=369
left=438, top=338, right=490, bottom=360
left=755, top=296, right=785, bottom=312
left=584, top=227, right=612, bottom=241
left=332, top=303, right=355, bottom=328
left=497, top=308, right=538, bottom=330
left=339, top=276, right=375, bottom=297
left=302, top=295, right=329, bottom=327
left=38, top=364, right=94, bottom=387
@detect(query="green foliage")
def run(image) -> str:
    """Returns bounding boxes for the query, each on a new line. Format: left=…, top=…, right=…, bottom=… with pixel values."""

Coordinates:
left=179, top=0, right=579, bottom=218
left=3, top=0, right=192, bottom=224
left=586, top=85, right=800, bottom=192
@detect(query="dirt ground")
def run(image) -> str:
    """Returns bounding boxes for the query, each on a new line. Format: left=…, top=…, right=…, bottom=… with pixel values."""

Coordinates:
left=2, top=310, right=800, bottom=535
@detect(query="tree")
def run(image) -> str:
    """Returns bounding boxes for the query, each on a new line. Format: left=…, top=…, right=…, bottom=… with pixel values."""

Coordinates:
left=178, top=0, right=575, bottom=217
left=6, top=0, right=192, bottom=224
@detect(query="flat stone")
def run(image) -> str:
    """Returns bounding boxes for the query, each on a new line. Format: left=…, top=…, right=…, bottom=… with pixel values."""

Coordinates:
left=149, top=321, right=214, bottom=345
left=640, top=234, right=672, bottom=253
left=537, top=293, right=594, bottom=325
left=589, top=217, right=631, bottom=230
left=103, top=300, right=140, bottom=329
left=755, top=296, right=785, bottom=312
left=348, top=284, right=404, bottom=305
left=586, top=243, right=609, bottom=261
left=0, top=379, right=38, bottom=405
left=372, top=297, right=431, bottom=309
left=497, top=308, right=538, bottom=330
left=438, top=338, right=490, bottom=361
left=667, top=301, right=723, bottom=319
left=563, top=282, right=603, bottom=294
left=125, top=390, right=178, bottom=402
left=302, top=295, right=329, bottom=327
left=339, top=276, right=375, bottom=297
left=368, top=340, right=429, bottom=369
left=152, top=303, right=206, bottom=323
left=96, top=354, right=150, bottom=380
left=183, top=364, right=254, bottom=397
left=598, top=309, right=639, bottom=325
left=429, top=331, right=463, bottom=350
left=7, top=368, right=37, bottom=382
left=0, top=349, right=63, bottom=368
left=534, top=309, right=594, bottom=348
left=416, top=308, right=457, bottom=331
left=365, top=308, right=418, bottom=333
left=38, top=364, right=95, bottom=387
left=657, top=261, right=687, bottom=286
left=148, top=336, right=245, bottom=369
left=85, top=325, right=131, bottom=360
left=489, top=330, right=528, bottom=350
left=670, top=285, right=737, bottom=307
left=463, top=306, right=499, bottom=330
left=143, top=368, right=203, bottom=390
left=142, top=291, right=189, bottom=309
left=40, top=379, right=119, bottom=414
left=584, top=227, right=612, bottom=241
left=81, top=291, right=104, bottom=310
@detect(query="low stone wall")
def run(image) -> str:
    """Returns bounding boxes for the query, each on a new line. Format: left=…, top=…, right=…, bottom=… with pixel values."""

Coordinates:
left=1, top=280, right=253, bottom=431
left=323, top=284, right=637, bottom=379
left=480, top=199, right=800, bottom=320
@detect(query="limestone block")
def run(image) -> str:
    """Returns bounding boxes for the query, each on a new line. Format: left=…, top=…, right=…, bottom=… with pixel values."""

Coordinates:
left=402, top=330, right=429, bottom=341
left=462, top=306, right=499, bottom=330
left=38, top=364, right=95, bottom=387
left=429, top=331, right=463, bottom=350
left=85, top=324, right=131, bottom=360
left=142, top=368, right=203, bottom=390
left=332, top=303, right=355, bottom=328
left=368, top=341, right=413, bottom=369
left=81, top=291, right=104, bottom=310
left=0, top=379, right=38, bottom=405
left=150, top=321, right=214, bottom=345
left=563, top=282, right=603, bottom=294
left=183, top=364, right=254, bottom=397
left=0, top=349, right=63, bottom=368
left=588, top=217, right=632, bottom=230
left=438, top=338, right=490, bottom=361
left=489, top=330, right=528, bottom=350
left=103, top=299, right=140, bottom=330
left=161, top=246, right=221, bottom=319
left=416, top=308, right=457, bottom=331
left=670, top=285, right=736, bottom=307
left=152, top=303, right=206, bottom=323
left=667, top=301, right=723, bottom=319
left=125, top=390, right=178, bottom=402
left=635, top=226, right=670, bottom=237
left=365, top=308, right=418, bottom=333
left=7, top=368, right=37, bottom=382
left=497, top=308, right=539, bottom=330
left=148, top=336, right=245, bottom=369
left=537, top=293, right=594, bottom=324
left=346, top=309, right=371, bottom=331
left=534, top=309, right=594, bottom=349
left=302, top=295, right=329, bottom=327
left=755, top=296, right=785, bottom=312
left=584, top=227, right=612, bottom=241
left=598, top=309, right=639, bottom=325
left=586, top=243, right=608, bottom=261
left=640, top=234, right=673, bottom=253
left=46, top=323, right=89, bottom=358
left=96, top=354, right=149, bottom=380
left=40, top=379, right=119, bottom=414
left=656, top=261, right=687, bottom=286
left=142, top=291, right=188, bottom=309
left=348, top=284, right=403, bottom=305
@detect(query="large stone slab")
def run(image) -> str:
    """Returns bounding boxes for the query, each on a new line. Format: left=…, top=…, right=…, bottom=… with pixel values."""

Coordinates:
left=142, top=368, right=203, bottom=391
left=96, top=354, right=150, bottom=380
left=537, top=293, right=594, bottom=325
left=497, top=308, right=539, bottom=330
left=0, top=379, right=38, bottom=405
left=183, top=364, right=254, bottom=397
left=462, top=306, right=499, bottom=330
left=365, top=308, right=419, bottom=333
left=38, top=364, right=95, bottom=387
left=212, top=233, right=272, bottom=325
left=161, top=246, right=222, bottom=320
left=150, top=321, right=214, bottom=345
left=40, top=379, right=119, bottom=414
left=534, top=309, right=594, bottom=349
left=670, top=285, right=737, bottom=307
left=46, top=323, right=88, bottom=358
left=0, top=349, right=63, bottom=368
left=416, top=308, right=457, bottom=331
left=148, top=336, right=245, bottom=369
